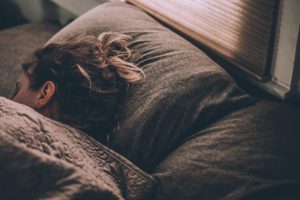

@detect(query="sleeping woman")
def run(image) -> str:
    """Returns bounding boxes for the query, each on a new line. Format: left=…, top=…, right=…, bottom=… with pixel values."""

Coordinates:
left=11, top=32, right=145, bottom=144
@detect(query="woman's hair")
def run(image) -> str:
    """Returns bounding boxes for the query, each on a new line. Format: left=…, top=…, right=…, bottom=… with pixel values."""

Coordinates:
left=22, top=32, right=144, bottom=142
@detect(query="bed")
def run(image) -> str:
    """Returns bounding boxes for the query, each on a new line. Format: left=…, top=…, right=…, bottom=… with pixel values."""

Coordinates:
left=0, top=2, right=300, bottom=200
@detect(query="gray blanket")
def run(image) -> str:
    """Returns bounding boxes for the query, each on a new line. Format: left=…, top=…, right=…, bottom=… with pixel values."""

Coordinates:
left=0, top=97, right=156, bottom=200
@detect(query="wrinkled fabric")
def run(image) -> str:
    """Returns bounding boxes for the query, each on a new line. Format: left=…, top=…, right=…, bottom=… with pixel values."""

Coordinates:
left=0, top=97, right=156, bottom=200
left=47, top=2, right=254, bottom=171
left=152, top=100, right=300, bottom=200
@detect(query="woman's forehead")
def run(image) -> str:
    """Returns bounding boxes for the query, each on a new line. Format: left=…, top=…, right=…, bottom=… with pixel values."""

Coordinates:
left=22, top=62, right=34, bottom=74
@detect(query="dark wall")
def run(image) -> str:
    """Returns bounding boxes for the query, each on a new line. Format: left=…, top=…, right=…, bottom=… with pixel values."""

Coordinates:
left=0, top=0, right=28, bottom=30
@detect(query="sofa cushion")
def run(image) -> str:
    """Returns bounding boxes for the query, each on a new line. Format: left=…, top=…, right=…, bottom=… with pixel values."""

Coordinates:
left=0, top=97, right=156, bottom=200
left=152, top=100, right=300, bottom=200
left=48, top=2, right=254, bottom=170
left=0, top=22, right=61, bottom=98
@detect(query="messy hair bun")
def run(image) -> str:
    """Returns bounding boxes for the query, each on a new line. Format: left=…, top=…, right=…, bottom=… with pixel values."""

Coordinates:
left=97, top=32, right=145, bottom=83
left=23, top=32, right=145, bottom=143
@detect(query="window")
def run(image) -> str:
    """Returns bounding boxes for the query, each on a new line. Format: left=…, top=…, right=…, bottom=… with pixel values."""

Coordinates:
left=128, top=0, right=279, bottom=81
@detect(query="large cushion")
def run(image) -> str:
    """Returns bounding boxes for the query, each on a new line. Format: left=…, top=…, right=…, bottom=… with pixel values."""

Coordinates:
left=0, top=22, right=61, bottom=98
left=0, top=97, right=156, bottom=200
left=152, top=100, right=300, bottom=200
left=47, top=2, right=254, bottom=170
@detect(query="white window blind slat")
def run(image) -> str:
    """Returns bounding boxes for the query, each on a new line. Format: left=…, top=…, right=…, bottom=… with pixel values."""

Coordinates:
left=128, top=0, right=279, bottom=81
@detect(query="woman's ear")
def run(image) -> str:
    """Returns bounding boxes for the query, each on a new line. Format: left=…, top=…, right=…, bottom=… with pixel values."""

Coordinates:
left=34, top=81, right=56, bottom=109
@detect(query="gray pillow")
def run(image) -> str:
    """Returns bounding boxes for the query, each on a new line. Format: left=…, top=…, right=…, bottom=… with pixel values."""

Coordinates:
left=48, top=2, right=254, bottom=171
left=152, top=100, right=300, bottom=199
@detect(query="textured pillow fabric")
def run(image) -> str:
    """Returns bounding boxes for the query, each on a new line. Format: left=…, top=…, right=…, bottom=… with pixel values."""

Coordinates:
left=48, top=2, right=254, bottom=170
left=152, top=100, right=300, bottom=200
left=0, top=97, right=156, bottom=200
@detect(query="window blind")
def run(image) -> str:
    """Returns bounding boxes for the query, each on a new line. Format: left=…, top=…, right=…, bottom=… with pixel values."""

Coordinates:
left=128, top=0, right=279, bottom=81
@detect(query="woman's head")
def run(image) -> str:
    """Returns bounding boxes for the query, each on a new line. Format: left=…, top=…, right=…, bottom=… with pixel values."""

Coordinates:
left=12, top=32, right=144, bottom=142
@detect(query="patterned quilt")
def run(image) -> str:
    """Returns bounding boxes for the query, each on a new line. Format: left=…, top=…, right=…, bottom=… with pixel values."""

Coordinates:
left=0, top=97, right=156, bottom=200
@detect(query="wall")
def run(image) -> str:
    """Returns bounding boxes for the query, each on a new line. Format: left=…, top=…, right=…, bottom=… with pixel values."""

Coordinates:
left=271, top=0, right=300, bottom=97
left=50, top=0, right=109, bottom=16
left=11, top=0, right=46, bottom=22
left=10, top=0, right=75, bottom=25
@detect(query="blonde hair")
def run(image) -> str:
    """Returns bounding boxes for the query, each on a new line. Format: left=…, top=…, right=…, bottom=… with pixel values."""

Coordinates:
left=97, top=32, right=145, bottom=82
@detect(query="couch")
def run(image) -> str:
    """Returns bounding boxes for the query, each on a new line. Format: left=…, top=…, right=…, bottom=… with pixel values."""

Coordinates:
left=0, top=2, right=300, bottom=200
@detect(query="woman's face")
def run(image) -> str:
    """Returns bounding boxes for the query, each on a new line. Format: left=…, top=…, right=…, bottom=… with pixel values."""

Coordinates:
left=12, top=73, right=39, bottom=109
